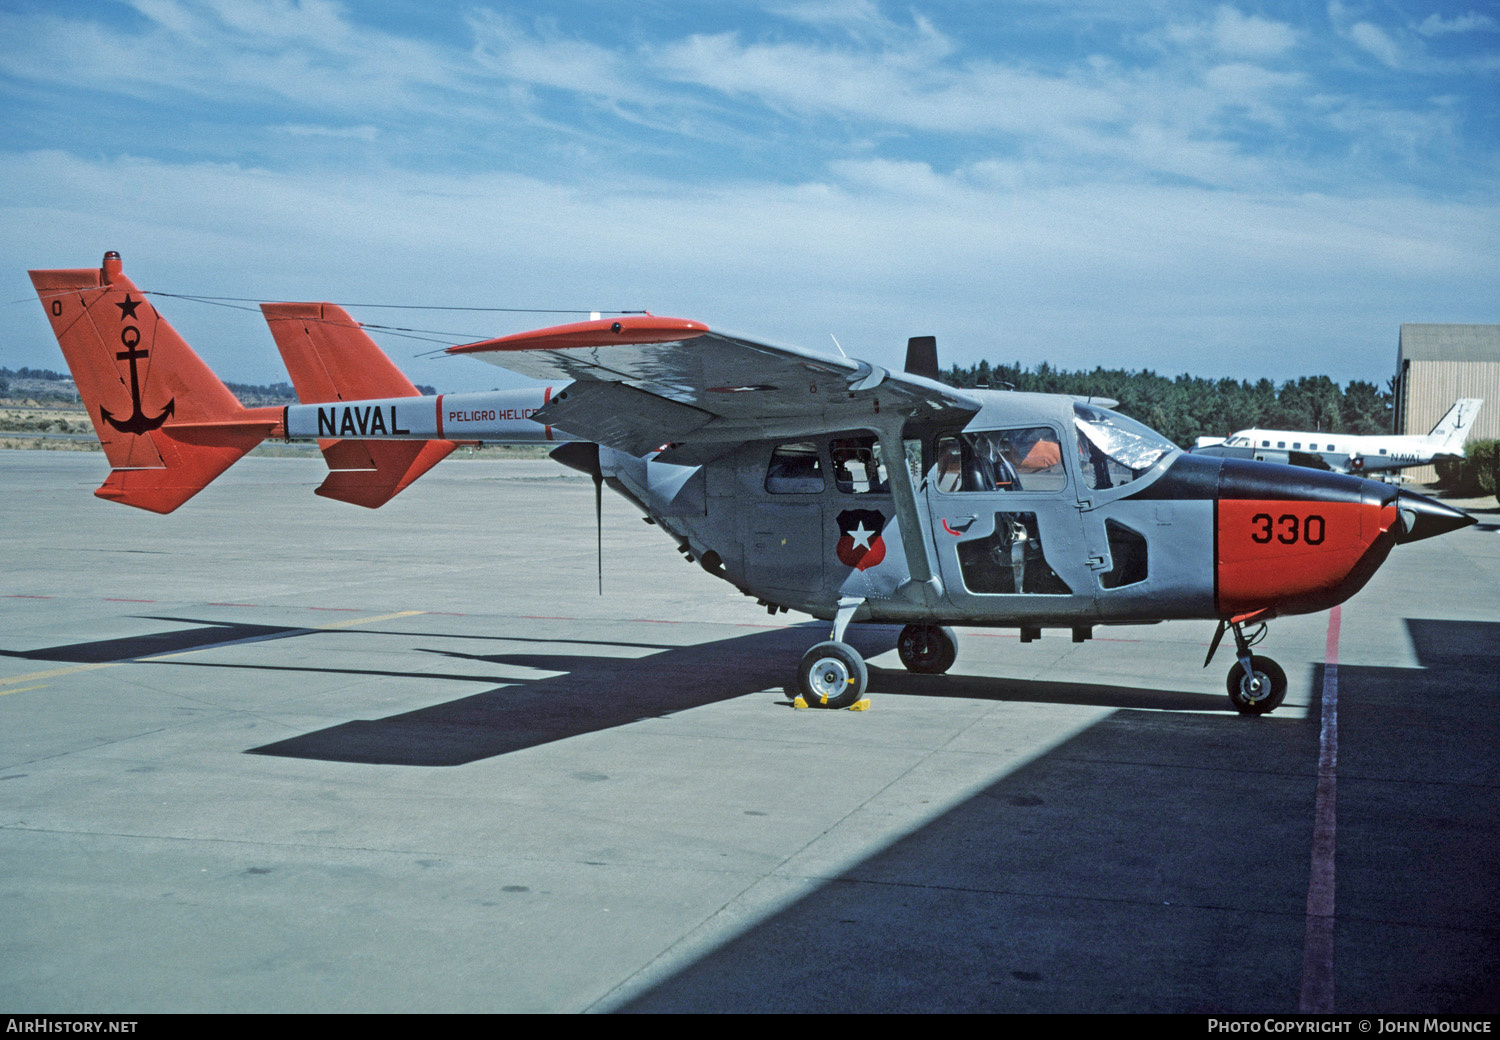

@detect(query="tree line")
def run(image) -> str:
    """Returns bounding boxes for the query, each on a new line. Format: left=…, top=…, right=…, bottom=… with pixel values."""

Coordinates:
left=941, top=361, right=1393, bottom=447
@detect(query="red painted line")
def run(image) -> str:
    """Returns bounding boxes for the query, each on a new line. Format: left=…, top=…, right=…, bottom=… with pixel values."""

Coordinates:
left=207, top=603, right=261, bottom=607
left=630, top=618, right=682, bottom=624
left=435, top=394, right=445, bottom=439
left=967, top=630, right=1141, bottom=643
left=520, top=615, right=575, bottom=621
left=1300, top=605, right=1341, bottom=1013
left=426, top=611, right=469, bottom=616
left=104, top=598, right=156, bottom=603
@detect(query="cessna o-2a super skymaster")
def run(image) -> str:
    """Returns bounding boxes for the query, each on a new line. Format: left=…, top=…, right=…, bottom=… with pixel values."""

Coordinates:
left=30, top=253, right=1476, bottom=713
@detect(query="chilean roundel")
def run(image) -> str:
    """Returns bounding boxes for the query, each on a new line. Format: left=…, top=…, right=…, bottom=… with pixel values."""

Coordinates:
left=835, top=509, right=888, bottom=570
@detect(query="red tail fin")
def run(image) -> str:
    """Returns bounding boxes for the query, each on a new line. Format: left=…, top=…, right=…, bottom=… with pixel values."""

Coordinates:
left=260, top=302, right=454, bottom=508
left=28, top=252, right=280, bottom=513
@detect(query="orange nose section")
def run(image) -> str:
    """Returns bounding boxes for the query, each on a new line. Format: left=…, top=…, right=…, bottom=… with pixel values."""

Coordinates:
left=1216, top=498, right=1398, bottom=616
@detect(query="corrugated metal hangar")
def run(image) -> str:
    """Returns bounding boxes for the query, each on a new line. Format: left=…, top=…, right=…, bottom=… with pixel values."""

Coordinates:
left=1393, top=323, right=1500, bottom=482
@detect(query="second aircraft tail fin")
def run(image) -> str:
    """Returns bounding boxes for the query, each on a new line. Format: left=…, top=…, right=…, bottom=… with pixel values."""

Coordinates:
left=1426, top=399, right=1483, bottom=456
left=260, top=302, right=454, bottom=508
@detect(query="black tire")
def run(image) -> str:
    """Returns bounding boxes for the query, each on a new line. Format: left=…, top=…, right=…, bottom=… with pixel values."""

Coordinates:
left=797, top=641, right=868, bottom=709
left=896, top=623, right=958, bottom=674
left=1226, top=656, right=1287, bottom=715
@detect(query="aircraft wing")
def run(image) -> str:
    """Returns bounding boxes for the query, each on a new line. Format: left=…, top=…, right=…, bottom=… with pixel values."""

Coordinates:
left=448, top=317, right=981, bottom=459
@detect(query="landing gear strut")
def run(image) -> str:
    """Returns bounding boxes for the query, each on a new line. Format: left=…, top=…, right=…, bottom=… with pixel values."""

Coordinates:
left=1209, top=619, right=1287, bottom=715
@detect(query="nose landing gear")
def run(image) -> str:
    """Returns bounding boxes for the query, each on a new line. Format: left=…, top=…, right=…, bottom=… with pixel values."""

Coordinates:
left=1207, top=618, right=1288, bottom=715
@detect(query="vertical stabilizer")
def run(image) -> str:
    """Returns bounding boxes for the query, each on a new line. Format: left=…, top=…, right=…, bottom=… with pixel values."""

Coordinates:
left=1427, top=399, right=1483, bottom=456
left=28, top=252, right=280, bottom=513
left=261, top=302, right=455, bottom=507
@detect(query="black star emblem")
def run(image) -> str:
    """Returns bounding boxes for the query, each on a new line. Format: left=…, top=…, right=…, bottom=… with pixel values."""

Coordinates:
left=116, top=294, right=142, bottom=320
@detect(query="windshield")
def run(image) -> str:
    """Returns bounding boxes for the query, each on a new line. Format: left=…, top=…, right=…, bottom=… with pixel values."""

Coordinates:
left=1073, top=404, right=1176, bottom=490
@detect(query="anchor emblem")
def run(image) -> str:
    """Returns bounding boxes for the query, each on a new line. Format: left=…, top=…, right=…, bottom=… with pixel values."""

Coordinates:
left=101, top=311, right=174, bottom=435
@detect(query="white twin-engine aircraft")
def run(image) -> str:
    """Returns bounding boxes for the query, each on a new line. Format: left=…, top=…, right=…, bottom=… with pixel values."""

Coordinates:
left=1195, top=399, right=1483, bottom=477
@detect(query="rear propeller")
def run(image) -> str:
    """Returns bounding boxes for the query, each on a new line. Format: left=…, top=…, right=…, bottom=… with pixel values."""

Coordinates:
left=549, top=441, right=605, bottom=594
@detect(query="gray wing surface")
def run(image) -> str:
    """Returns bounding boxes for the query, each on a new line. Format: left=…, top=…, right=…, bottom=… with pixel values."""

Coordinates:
left=449, top=320, right=981, bottom=459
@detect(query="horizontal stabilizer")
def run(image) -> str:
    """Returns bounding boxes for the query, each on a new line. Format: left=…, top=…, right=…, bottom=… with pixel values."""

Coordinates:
left=314, top=440, right=456, bottom=509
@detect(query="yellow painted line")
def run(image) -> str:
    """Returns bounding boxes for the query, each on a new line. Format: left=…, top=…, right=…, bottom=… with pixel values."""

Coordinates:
left=312, top=610, right=426, bottom=631
left=0, top=662, right=119, bottom=687
left=0, top=684, right=52, bottom=697
left=0, top=611, right=428, bottom=680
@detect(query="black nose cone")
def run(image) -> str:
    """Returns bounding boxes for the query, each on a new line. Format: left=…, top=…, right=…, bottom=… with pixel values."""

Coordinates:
left=1395, top=490, right=1477, bottom=544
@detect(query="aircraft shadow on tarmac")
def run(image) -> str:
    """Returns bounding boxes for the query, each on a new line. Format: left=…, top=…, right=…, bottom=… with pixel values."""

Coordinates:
left=0, top=617, right=312, bottom=664
left=611, top=617, right=1500, bottom=1014
left=3, top=614, right=1230, bottom=766
left=236, top=623, right=1226, bottom=766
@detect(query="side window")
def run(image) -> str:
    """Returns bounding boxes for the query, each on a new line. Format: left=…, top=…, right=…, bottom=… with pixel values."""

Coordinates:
left=765, top=441, right=824, bottom=493
left=831, top=437, right=888, bottom=495
left=1000, top=427, right=1067, bottom=492
left=934, top=428, right=1067, bottom=493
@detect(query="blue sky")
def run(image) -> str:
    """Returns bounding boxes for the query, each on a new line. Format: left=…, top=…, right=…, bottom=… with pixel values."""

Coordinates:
left=2, top=0, right=1496, bottom=393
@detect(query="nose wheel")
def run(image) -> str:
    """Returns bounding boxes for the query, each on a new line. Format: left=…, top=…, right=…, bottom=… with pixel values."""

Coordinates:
left=1208, top=618, right=1288, bottom=715
left=1226, top=655, right=1286, bottom=714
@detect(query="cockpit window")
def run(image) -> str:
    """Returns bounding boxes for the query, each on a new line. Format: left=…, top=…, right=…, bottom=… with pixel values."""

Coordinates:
left=1073, top=404, right=1175, bottom=491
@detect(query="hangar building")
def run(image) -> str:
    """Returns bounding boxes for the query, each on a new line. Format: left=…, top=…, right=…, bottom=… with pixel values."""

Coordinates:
left=1393, top=323, right=1500, bottom=483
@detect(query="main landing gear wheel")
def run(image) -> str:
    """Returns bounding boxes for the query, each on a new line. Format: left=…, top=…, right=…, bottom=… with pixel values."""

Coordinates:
left=1226, top=655, right=1287, bottom=715
left=797, top=640, right=867, bottom=709
left=896, top=624, right=957, bottom=675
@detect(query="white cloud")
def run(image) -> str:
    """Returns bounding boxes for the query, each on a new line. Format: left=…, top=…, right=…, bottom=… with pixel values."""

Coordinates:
left=5, top=149, right=1495, bottom=390
left=1210, top=6, right=1298, bottom=57
left=466, top=10, right=659, bottom=105
left=654, top=30, right=1120, bottom=138
left=0, top=1, right=469, bottom=114
left=1416, top=12, right=1498, bottom=37
left=1348, top=21, right=1403, bottom=68
left=274, top=124, right=380, bottom=140
left=1165, top=5, right=1297, bottom=58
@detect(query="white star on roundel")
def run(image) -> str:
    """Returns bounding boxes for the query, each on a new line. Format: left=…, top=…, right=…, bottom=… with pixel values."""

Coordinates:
left=849, top=522, right=874, bottom=550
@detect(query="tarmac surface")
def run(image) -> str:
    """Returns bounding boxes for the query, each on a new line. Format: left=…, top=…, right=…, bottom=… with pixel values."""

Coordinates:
left=1, top=450, right=1497, bottom=1013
